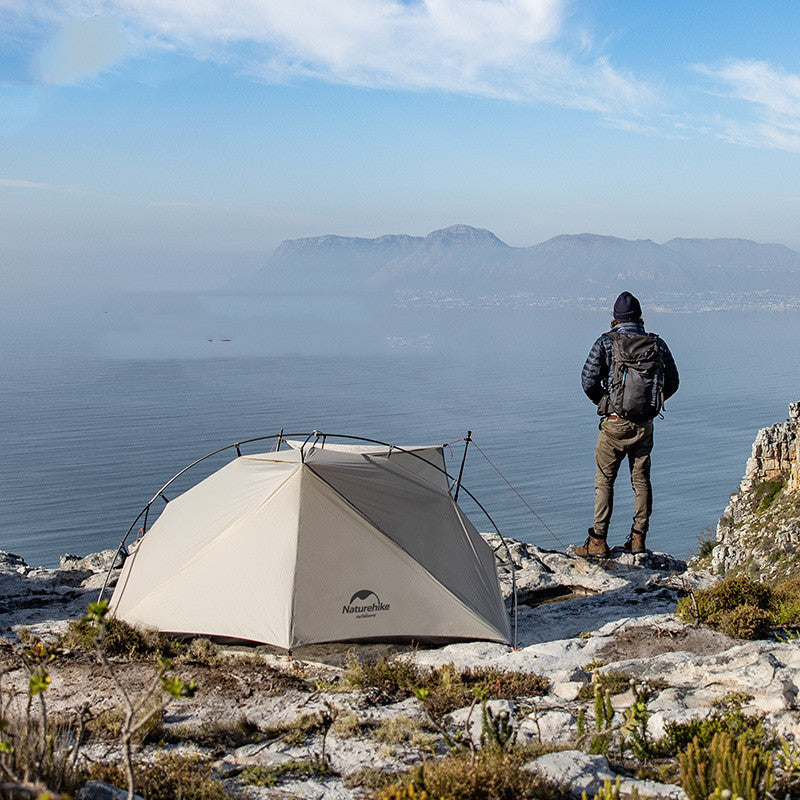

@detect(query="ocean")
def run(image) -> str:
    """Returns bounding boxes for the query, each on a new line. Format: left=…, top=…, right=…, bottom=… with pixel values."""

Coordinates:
left=2, top=294, right=799, bottom=567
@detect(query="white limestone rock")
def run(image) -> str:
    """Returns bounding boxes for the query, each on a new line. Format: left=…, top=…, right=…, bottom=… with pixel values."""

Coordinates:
left=518, top=709, right=575, bottom=745
left=445, top=699, right=514, bottom=746
left=525, top=751, right=689, bottom=799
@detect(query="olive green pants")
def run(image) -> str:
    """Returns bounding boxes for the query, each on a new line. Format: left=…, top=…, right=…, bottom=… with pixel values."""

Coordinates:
left=593, top=416, right=654, bottom=540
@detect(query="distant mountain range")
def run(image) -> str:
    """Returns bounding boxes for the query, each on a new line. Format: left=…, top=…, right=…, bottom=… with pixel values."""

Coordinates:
left=232, top=224, right=800, bottom=300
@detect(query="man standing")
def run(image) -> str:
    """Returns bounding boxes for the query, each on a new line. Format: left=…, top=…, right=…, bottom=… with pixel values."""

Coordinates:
left=577, top=291, right=679, bottom=557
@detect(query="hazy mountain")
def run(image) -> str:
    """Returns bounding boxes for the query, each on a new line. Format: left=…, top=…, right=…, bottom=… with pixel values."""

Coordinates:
left=235, top=225, right=800, bottom=298
left=664, top=238, right=800, bottom=291
left=371, top=225, right=513, bottom=289
left=513, top=234, right=696, bottom=294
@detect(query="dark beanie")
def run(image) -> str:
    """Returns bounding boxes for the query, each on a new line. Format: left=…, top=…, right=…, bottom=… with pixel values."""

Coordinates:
left=613, top=291, right=642, bottom=322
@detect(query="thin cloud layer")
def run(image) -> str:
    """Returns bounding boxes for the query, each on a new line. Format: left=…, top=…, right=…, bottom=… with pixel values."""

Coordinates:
left=37, top=16, right=127, bottom=84
left=3, top=0, right=655, bottom=114
left=698, top=59, right=800, bottom=153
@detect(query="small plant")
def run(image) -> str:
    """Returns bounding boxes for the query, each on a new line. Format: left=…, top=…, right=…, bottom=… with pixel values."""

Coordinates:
left=90, top=751, right=232, bottom=800
left=84, top=600, right=197, bottom=800
left=344, top=654, right=423, bottom=698
left=582, top=776, right=640, bottom=800
left=376, top=784, right=433, bottom=800
left=479, top=694, right=516, bottom=752
left=60, top=613, right=185, bottom=658
left=240, top=758, right=333, bottom=788
left=695, top=526, right=717, bottom=561
left=0, top=635, right=88, bottom=796
left=345, top=656, right=548, bottom=718
left=588, top=683, right=614, bottom=756
left=753, top=478, right=786, bottom=512
left=161, top=714, right=262, bottom=749
left=344, top=766, right=403, bottom=792
left=176, top=637, right=223, bottom=667
left=331, top=710, right=370, bottom=738
left=278, top=712, right=327, bottom=745
left=660, top=706, right=772, bottom=756
left=372, top=715, right=429, bottom=746
left=709, top=692, right=754, bottom=711
left=620, top=681, right=652, bottom=761
left=774, top=737, right=800, bottom=798
left=578, top=670, right=639, bottom=701
left=676, top=575, right=777, bottom=639
left=377, top=749, right=568, bottom=800
left=678, top=732, right=773, bottom=800
left=315, top=700, right=339, bottom=769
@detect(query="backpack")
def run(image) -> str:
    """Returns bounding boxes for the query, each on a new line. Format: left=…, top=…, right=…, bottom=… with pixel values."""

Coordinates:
left=605, top=331, right=665, bottom=422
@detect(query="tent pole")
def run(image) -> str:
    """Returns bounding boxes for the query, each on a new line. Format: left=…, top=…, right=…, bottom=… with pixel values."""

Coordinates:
left=453, top=430, right=471, bottom=502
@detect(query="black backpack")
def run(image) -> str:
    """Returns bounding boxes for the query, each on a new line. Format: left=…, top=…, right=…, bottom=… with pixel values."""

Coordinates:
left=605, top=331, right=665, bottom=422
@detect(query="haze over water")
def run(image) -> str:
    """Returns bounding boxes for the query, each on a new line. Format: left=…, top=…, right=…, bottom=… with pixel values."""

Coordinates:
left=2, top=294, right=798, bottom=568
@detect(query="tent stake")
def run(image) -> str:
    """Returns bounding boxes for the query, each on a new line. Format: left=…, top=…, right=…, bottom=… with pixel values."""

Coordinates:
left=453, top=430, right=471, bottom=502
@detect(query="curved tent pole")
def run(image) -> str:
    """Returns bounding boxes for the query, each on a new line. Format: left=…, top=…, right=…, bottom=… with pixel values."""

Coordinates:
left=98, top=430, right=519, bottom=648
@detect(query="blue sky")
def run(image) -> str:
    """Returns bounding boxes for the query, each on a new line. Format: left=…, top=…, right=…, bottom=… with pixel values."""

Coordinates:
left=2, top=0, right=800, bottom=292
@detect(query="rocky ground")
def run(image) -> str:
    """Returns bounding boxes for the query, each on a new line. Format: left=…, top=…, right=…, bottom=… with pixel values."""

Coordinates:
left=2, top=534, right=798, bottom=800
left=2, top=402, right=799, bottom=799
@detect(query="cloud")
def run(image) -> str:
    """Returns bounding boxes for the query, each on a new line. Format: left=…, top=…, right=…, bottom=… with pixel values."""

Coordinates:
left=0, top=178, right=50, bottom=188
left=696, top=59, right=800, bottom=153
left=37, top=16, right=128, bottom=84
left=5, top=0, right=656, bottom=114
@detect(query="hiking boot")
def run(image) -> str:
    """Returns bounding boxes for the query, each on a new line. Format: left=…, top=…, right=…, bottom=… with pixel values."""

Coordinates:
left=575, top=528, right=611, bottom=558
left=623, top=530, right=647, bottom=555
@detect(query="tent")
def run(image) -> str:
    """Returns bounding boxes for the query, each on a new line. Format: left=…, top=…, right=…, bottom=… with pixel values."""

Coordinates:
left=109, top=439, right=511, bottom=649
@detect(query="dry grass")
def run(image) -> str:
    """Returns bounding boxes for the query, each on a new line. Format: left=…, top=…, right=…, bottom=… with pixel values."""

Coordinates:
left=376, top=749, right=569, bottom=800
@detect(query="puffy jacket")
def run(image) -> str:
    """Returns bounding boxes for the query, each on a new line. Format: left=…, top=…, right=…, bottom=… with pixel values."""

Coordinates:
left=581, top=321, right=679, bottom=412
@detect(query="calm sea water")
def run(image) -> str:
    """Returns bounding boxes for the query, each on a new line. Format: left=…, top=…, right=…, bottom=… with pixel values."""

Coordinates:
left=2, top=294, right=799, bottom=567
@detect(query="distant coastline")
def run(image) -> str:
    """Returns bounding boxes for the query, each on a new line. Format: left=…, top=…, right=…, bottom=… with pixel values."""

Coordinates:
left=234, top=225, right=800, bottom=310
left=391, top=289, right=800, bottom=312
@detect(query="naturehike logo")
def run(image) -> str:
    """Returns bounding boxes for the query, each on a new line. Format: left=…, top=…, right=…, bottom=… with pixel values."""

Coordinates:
left=342, top=589, right=390, bottom=619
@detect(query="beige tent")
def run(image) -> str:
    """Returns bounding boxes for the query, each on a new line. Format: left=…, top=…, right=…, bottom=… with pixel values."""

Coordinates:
left=109, top=440, right=510, bottom=649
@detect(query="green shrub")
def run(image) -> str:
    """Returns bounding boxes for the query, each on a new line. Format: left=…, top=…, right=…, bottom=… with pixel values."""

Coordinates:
left=240, top=758, right=332, bottom=787
left=697, top=539, right=715, bottom=559
left=377, top=750, right=569, bottom=800
left=60, top=615, right=185, bottom=658
left=677, top=575, right=773, bottom=638
left=773, top=577, right=800, bottom=628
left=753, top=479, right=785, bottom=512
left=678, top=732, right=773, bottom=800
left=578, top=671, right=635, bottom=701
left=176, top=637, right=223, bottom=667
left=660, top=707, right=773, bottom=756
left=677, top=574, right=800, bottom=638
left=344, top=654, right=423, bottom=697
left=715, top=605, right=772, bottom=639
left=89, top=752, right=234, bottom=800
left=346, top=767, right=404, bottom=792
left=581, top=777, right=640, bottom=800
left=376, top=784, right=434, bottom=800
left=344, top=656, right=548, bottom=718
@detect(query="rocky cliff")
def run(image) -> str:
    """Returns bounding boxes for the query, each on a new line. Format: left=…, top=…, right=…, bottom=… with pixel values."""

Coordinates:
left=709, top=401, right=800, bottom=577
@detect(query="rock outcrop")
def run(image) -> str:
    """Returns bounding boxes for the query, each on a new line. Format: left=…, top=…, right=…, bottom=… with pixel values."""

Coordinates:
left=710, top=401, right=800, bottom=577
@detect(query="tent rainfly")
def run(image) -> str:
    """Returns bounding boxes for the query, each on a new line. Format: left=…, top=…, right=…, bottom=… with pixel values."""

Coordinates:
left=109, top=440, right=511, bottom=649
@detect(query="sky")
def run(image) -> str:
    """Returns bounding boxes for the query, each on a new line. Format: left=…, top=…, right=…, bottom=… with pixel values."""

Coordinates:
left=2, top=0, right=800, bottom=293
